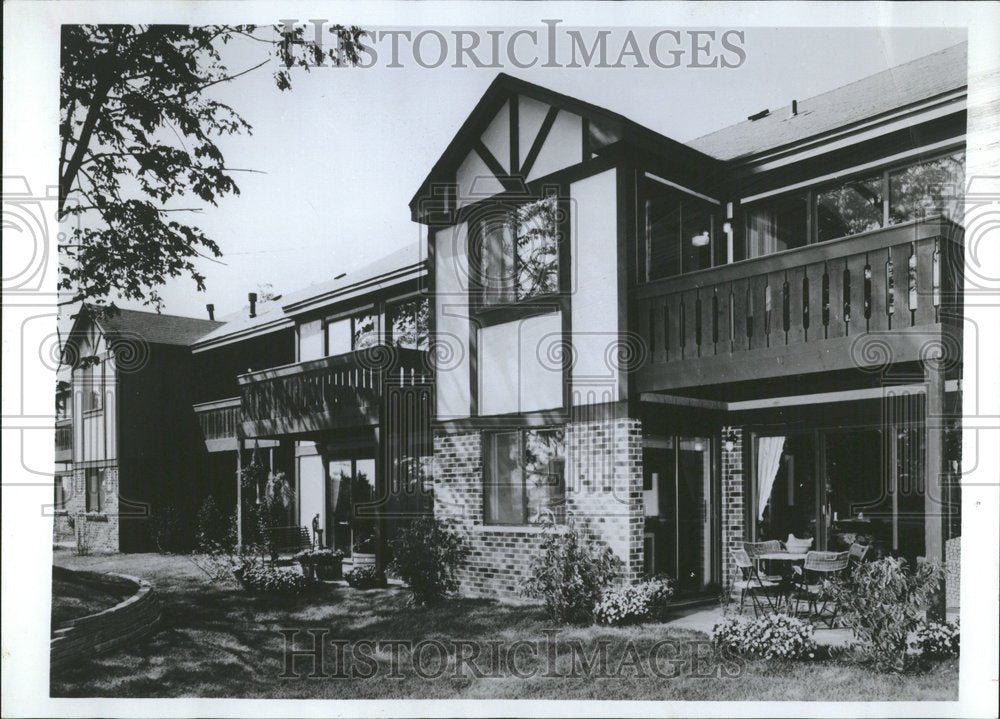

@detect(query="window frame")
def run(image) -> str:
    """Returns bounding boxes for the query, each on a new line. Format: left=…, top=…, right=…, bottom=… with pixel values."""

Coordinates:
left=386, top=294, right=430, bottom=350
left=640, top=176, right=724, bottom=282
left=736, top=149, right=965, bottom=262
left=482, top=426, right=567, bottom=526
left=323, top=307, right=381, bottom=356
left=85, top=466, right=104, bottom=514
left=469, top=189, right=570, bottom=326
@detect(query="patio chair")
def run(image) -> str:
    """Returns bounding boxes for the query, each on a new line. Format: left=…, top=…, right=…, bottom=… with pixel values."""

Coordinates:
left=728, top=548, right=780, bottom=617
left=791, top=550, right=850, bottom=628
left=743, top=540, right=784, bottom=583
left=847, top=542, right=870, bottom=568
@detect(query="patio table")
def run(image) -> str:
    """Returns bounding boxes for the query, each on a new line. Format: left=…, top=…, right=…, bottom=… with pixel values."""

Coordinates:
left=755, top=552, right=808, bottom=609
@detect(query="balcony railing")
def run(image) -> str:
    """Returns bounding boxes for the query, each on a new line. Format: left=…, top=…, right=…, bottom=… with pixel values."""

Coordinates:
left=194, top=398, right=242, bottom=446
left=55, top=418, right=72, bottom=461
left=237, top=346, right=430, bottom=438
left=632, top=217, right=962, bottom=392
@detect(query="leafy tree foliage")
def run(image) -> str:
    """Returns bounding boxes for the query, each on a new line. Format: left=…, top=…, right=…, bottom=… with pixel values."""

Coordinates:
left=59, top=23, right=366, bottom=309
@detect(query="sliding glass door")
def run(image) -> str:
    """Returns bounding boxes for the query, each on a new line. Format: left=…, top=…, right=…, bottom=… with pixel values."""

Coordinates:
left=754, top=420, right=926, bottom=561
left=643, top=435, right=715, bottom=592
left=326, top=457, right=377, bottom=557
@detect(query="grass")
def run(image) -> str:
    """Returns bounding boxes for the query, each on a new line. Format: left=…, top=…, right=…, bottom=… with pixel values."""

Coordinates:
left=50, top=552, right=958, bottom=700
left=50, top=575, right=128, bottom=629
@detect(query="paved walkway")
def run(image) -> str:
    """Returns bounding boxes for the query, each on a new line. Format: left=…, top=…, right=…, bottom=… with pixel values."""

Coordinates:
left=665, top=603, right=854, bottom=647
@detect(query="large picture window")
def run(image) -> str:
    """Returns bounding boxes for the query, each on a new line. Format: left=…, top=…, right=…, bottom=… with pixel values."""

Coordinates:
left=643, top=180, right=721, bottom=280
left=484, top=428, right=565, bottom=525
left=816, top=173, right=884, bottom=242
left=325, top=311, right=379, bottom=355
left=478, top=195, right=561, bottom=305
left=889, top=152, right=964, bottom=225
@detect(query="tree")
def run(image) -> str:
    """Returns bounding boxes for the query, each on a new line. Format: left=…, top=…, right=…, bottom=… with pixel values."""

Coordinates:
left=59, top=23, right=366, bottom=310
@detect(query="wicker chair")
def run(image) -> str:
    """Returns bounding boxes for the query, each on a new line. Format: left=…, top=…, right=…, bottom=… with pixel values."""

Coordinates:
left=743, top=540, right=785, bottom=583
left=791, top=550, right=850, bottom=627
left=847, top=542, right=870, bottom=567
left=729, top=548, right=780, bottom=617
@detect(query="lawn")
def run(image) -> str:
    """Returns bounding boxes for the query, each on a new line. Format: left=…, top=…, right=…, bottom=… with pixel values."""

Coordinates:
left=50, top=552, right=958, bottom=700
left=51, top=575, right=127, bottom=629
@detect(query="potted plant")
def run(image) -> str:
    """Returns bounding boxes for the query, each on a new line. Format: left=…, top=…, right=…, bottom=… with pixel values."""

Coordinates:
left=352, top=531, right=377, bottom=568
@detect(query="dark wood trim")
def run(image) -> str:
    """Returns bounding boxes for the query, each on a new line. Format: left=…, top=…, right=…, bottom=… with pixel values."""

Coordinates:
left=474, top=141, right=519, bottom=192
left=520, top=106, right=560, bottom=179
left=582, top=117, right=591, bottom=161
left=559, top=185, right=573, bottom=418
left=617, top=163, right=637, bottom=413
left=435, top=409, right=571, bottom=432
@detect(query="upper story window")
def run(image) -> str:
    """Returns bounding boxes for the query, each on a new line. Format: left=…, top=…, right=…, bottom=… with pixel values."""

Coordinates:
left=388, top=297, right=429, bottom=350
left=326, top=311, right=379, bottom=356
left=477, top=194, right=561, bottom=306
left=642, top=179, right=722, bottom=281
left=740, top=151, right=965, bottom=260
left=55, top=382, right=71, bottom=420
left=82, top=362, right=103, bottom=412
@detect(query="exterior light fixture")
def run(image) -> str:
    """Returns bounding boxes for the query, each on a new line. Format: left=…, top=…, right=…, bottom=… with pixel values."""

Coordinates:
left=691, top=231, right=710, bottom=248
left=723, top=430, right=739, bottom=453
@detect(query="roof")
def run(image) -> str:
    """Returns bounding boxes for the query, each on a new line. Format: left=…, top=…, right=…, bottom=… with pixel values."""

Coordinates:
left=191, top=244, right=426, bottom=350
left=688, top=42, right=968, bottom=161
left=409, top=72, right=722, bottom=218
left=280, top=244, right=425, bottom=313
left=88, top=305, right=223, bottom=346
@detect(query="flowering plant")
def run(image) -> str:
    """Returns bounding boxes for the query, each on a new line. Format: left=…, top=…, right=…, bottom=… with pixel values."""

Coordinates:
left=294, top=548, right=346, bottom=566
left=912, top=618, right=959, bottom=658
left=712, top=614, right=817, bottom=661
left=345, top=564, right=387, bottom=590
left=594, top=577, right=675, bottom=625
left=233, top=556, right=309, bottom=594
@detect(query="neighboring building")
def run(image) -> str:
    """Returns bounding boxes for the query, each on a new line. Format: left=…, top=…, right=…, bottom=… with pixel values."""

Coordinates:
left=188, top=244, right=432, bottom=563
left=413, top=44, right=965, bottom=600
left=55, top=246, right=432, bottom=561
left=54, top=306, right=223, bottom=552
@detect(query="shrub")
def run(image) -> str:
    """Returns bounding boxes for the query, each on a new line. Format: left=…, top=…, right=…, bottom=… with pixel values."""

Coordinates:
left=521, top=524, right=620, bottom=625
left=827, top=556, right=944, bottom=672
left=712, top=614, right=817, bottom=661
left=594, top=577, right=675, bottom=625
left=149, top=503, right=188, bottom=553
left=912, top=618, right=960, bottom=658
left=388, top=517, right=470, bottom=605
left=233, top=556, right=309, bottom=595
left=194, top=495, right=236, bottom=554
left=345, top=564, right=387, bottom=590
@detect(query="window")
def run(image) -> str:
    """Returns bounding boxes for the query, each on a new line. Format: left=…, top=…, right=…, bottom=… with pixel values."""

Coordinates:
left=742, top=193, right=809, bottom=260
left=85, top=467, right=104, bottom=513
left=478, top=195, right=560, bottom=305
left=55, top=383, right=71, bottom=420
left=644, top=181, right=721, bottom=280
left=54, top=474, right=70, bottom=512
left=325, top=312, right=379, bottom=355
left=388, top=297, right=429, bottom=350
left=82, top=362, right=103, bottom=412
left=297, top=319, right=324, bottom=361
left=484, top=428, right=565, bottom=525
left=816, top=173, right=884, bottom=242
left=889, top=152, right=964, bottom=225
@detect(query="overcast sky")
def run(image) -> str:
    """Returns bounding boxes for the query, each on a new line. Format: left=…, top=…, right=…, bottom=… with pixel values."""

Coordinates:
left=105, top=25, right=966, bottom=320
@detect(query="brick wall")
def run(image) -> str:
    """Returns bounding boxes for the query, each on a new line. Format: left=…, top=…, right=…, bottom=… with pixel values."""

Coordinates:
left=432, top=418, right=644, bottom=600
left=52, top=465, right=120, bottom=553
left=50, top=566, right=161, bottom=669
left=720, top=426, right=745, bottom=589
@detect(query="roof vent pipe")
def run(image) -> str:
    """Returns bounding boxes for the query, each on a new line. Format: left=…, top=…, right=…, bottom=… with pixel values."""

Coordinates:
left=790, top=100, right=798, bottom=117
left=248, top=292, right=257, bottom=319
left=206, top=303, right=215, bottom=321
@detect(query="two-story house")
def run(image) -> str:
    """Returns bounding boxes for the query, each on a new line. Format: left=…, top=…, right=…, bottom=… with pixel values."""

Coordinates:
left=54, top=305, right=223, bottom=552
left=189, top=245, right=433, bottom=563
left=414, top=43, right=965, bottom=604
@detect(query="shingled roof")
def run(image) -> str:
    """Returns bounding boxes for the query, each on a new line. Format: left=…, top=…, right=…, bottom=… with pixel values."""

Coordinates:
left=88, top=305, right=223, bottom=346
left=688, top=42, right=967, bottom=161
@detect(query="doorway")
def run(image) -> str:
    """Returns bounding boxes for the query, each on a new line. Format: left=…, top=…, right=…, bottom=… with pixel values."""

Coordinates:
left=643, top=435, right=715, bottom=592
left=326, top=457, right=376, bottom=557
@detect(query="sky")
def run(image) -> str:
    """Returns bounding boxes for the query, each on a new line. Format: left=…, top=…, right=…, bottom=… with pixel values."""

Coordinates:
left=100, top=25, right=967, bottom=321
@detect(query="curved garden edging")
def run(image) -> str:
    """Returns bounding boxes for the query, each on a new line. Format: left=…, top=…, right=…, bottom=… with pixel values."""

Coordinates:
left=51, top=566, right=162, bottom=669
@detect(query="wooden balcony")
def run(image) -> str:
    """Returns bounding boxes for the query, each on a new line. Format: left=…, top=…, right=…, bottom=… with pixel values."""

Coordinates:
left=632, top=217, right=963, bottom=393
left=193, top=397, right=242, bottom=452
left=237, top=347, right=430, bottom=439
left=55, top=418, right=72, bottom=462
